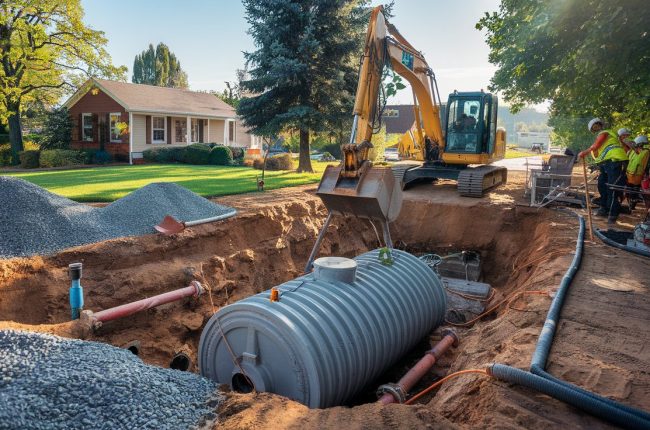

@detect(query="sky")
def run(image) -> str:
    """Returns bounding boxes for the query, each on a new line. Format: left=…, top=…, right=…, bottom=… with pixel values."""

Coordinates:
left=81, top=0, right=505, bottom=106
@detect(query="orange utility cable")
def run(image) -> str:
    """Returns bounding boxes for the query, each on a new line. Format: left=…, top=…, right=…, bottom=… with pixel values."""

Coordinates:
left=404, top=369, right=489, bottom=405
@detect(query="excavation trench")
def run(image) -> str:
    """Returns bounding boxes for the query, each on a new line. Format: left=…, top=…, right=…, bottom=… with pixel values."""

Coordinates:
left=0, top=186, right=576, bottom=418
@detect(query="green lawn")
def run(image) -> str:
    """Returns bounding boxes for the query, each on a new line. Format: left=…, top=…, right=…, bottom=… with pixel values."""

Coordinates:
left=2, top=161, right=333, bottom=202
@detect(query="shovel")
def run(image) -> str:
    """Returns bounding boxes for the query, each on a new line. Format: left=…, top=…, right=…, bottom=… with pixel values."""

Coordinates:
left=154, top=209, right=237, bottom=235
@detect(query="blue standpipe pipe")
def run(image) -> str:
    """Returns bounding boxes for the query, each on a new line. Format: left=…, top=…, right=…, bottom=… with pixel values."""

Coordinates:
left=489, top=212, right=650, bottom=429
left=69, top=263, right=84, bottom=320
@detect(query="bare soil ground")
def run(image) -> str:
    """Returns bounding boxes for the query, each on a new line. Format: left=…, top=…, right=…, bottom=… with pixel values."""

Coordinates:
left=1, top=171, right=648, bottom=429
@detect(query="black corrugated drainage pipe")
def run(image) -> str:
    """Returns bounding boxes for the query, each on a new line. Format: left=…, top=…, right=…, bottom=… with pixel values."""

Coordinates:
left=594, top=228, right=650, bottom=258
left=490, top=212, right=650, bottom=430
left=170, top=352, right=191, bottom=371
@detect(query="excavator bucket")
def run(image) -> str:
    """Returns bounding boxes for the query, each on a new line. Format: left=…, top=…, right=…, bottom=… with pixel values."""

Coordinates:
left=316, top=165, right=403, bottom=222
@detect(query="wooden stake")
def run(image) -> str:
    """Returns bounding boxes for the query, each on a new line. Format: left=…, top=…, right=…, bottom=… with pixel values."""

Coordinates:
left=582, top=158, right=594, bottom=240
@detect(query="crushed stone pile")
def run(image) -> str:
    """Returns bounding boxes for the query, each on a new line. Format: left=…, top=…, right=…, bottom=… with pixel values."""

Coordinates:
left=0, top=177, right=236, bottom=258
left=0, top=330, right=220, bottom=429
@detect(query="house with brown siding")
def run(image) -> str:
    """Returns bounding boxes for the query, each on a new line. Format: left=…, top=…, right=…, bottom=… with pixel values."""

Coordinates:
left=63, top=78, right=260, bottom=163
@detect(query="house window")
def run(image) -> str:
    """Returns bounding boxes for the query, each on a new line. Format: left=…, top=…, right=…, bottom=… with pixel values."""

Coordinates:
left=229, top=121, right=235, bottom=143
left=110, top=113, right=121, bottom=142
left=191, top=118, right=200, bottom=143
left=175, top=119, right=187, bottom=143
left=82, top=113, right=93, bottom=141
left=152, top=116, right=166, bottom=143
left=385, top=109, right=400, bottom=118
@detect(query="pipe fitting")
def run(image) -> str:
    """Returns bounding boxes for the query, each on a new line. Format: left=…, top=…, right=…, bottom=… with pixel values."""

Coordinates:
left=377, top=383, right=407, bottom=404
left=190, top=280, right=203, bottom=297
left=440, top=329, right=460, bottom=348
left=428, top=330, right=459, bottom=359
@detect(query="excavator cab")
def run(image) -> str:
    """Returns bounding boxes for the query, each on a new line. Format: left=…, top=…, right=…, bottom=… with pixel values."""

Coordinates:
left=444, top=92, right=497, bottom=156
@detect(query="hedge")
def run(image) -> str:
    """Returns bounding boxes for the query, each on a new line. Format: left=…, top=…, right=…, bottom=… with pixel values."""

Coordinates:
left=182, top=143, right=211, bottom=165
left=143, top=147, right=185, bottom=163
left=229, top=146, right=244, bottom=160
left=39, top=149, right=86, bottom=168
left=0, top=145, right=12, bottom=166
left=253, top=153, right=293, bottom=171
left=209, top=146, right=233, bottom=166
left=19, top=150, right=40, bottom=169
left=93, top=150, right=113, bottom=164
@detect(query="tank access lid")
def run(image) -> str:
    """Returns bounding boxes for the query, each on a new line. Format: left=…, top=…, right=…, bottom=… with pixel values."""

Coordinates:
left=313, top=257, right=357, bottom=284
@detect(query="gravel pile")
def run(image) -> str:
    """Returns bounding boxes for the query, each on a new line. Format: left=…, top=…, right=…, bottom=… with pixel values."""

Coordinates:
left=0, top=330, right=220, bottom=430
left=0, top=177, right=236, bottom=258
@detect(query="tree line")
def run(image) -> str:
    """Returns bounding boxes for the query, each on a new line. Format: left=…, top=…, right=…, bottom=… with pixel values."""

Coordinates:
left=477, top=0, right=650, bottom=152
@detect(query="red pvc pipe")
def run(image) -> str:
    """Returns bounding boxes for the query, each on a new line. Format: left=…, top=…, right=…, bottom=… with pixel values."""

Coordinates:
left=93, top=281, right=202, bottom=323
left=378, top=329, right=458, bottom=405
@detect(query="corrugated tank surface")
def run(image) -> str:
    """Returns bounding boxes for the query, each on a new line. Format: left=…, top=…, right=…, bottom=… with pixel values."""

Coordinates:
left=199, top=249, right=446, bottom=408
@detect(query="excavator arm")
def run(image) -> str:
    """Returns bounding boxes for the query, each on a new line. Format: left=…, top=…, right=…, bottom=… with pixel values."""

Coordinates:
left=343, top=6, right=444, bottom=177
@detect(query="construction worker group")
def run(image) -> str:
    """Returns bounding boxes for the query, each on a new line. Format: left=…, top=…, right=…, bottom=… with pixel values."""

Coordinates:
left=578, top=118, right=649, bottom=224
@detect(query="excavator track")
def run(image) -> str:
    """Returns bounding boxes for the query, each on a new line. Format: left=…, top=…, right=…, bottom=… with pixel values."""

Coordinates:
left=457, top=165, right=508, bottom=197
left=391, top=163, right=420, bottom=186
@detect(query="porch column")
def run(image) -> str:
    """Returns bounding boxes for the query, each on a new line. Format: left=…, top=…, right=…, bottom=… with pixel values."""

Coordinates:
left=224, top=119, right=230, bottom=145
left=207, top=119, right=211, bottom=143
left=129, top=112, right=133, bottom=164
left=186, top=116, right=191, bottom=144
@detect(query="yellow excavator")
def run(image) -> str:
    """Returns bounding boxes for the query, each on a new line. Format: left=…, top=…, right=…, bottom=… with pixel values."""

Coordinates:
left=377, top=6, right=507, bottom=196
left=307, top=6, right=507, bottom=270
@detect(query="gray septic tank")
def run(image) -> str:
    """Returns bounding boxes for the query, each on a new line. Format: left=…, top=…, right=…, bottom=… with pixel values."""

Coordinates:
left=198, top=249, right=446, bottom=408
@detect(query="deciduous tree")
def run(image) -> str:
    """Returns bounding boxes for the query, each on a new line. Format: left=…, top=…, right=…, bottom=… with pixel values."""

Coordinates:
left=477, top=0, right=650, bottom=151
left=0, top=0, right=126, bottom=163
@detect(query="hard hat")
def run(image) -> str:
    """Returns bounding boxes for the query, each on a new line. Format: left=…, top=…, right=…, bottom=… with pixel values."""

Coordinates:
left=617, top=127, right=632, bottom=137
left=634, top=135, right=648, bottom=145
left=588, top=118, right=603, bottom=131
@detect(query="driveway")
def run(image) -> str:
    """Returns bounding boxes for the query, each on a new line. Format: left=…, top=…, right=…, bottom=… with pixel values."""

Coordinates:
left=492, top=155, right=543, bottom=171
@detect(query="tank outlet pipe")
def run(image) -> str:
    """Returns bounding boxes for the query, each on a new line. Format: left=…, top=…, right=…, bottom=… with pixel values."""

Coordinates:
left=92, top=281, right=203, bottom=324
left=377, top=329, right=459, bottom=405
left=68, top=263, right=84, bottom=320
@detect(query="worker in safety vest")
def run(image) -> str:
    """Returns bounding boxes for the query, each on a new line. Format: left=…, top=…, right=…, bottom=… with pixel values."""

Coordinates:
left=618, top=128, right=635, bottom=153
left=627, top=135, right=650, bottom=186
left=631, top=135, right=650, bottom=213
left=579, top=118, right=628, bottom=224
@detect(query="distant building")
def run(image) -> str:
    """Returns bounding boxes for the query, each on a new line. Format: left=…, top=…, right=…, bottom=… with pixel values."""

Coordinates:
left=516, top=131, right=551, bottom=150
left=383, top=105, right=416, bottom=134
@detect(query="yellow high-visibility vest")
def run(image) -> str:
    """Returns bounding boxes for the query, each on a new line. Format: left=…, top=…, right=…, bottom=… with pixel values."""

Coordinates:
left=592, top=130, right=628, bottom=163
left=627, top=148, right=650, bottom=185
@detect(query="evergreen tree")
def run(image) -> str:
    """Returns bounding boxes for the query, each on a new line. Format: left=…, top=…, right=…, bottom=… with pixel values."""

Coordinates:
left=41, top=108, right=73, bottom=150
left=132, top=43, right=189, bottom=89
left=238, top=0, right=369, bottom=172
